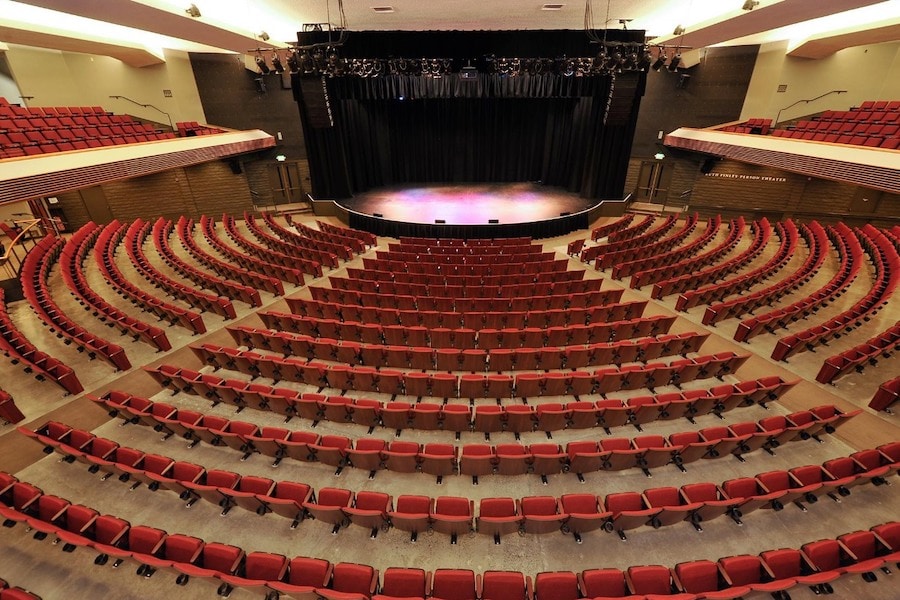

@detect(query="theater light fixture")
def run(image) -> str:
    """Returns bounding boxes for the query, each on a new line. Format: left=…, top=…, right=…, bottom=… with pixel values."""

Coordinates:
left=673, top=24, right=685, bottom=36
left=255, top=54, right=270, bottom=74
left=185, top=3, right=201, bottom=18
left=668, top=54, right=681, bottom=72
left=651, top=49, right=666, bottom=71
left=742, top=0, right=760, bottom=9
left=259, top=31, right=270, bottom=41
left=271, top=53, right=284, bottom=74
left=287, top=52, right=300, bottom=73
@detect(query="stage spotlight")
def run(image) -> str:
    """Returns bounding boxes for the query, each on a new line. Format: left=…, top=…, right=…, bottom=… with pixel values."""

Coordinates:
left=651, top=52, right=667, bottom=71
left=673, top=24, right=685, bottom=36
left=636, top=50, right=652, bottom=71
left=742, top=0, right=759, bottom=9
left=185, top=3, right=201, bottom=18
left=255, top=54, right=270, bottom=74
left=287, top=52, right=300, bottom=73
left=668, top=54, right=681, bottom=72
left=259, top=31, right=270, bottom=41
left=271, top=53, right=285, bottom=74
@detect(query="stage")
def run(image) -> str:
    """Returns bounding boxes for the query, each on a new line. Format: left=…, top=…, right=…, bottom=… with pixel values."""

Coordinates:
left=331, top=183, right=615, bottom=239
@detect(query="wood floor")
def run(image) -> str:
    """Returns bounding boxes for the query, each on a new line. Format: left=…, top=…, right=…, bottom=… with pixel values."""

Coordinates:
left=0, top=211, right=897, bottom=600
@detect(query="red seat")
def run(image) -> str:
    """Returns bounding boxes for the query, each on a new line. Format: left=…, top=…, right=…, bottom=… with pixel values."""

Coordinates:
left=430, top=569, right=480, bottom=600
left=534, top=571, right=578, bottom=600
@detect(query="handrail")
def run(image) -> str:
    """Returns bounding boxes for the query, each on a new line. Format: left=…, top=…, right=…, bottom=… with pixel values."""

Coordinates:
left=774, top=89, right=848, bottom=126
left=1, top=218, right=46, bottom=278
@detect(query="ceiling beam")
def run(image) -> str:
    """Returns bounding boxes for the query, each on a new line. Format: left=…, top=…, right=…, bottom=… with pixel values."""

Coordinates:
left=651, top=0, right=884, bottom=49
left=0, top=23, right=165, bottom=67
left=16, top=0, right=282, bottom=53
left=788, top=19, right=900, bottom=58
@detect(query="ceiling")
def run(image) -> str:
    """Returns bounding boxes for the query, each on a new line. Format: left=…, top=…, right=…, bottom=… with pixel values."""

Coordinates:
left=2, top=0, right=899, bottom=66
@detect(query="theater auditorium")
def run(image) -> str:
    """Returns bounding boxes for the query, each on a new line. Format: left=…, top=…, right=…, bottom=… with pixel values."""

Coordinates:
left=0, top=1, right=898, bottom=599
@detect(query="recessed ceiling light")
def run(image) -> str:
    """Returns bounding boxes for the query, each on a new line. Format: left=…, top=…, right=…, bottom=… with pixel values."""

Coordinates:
left=372, top=6, right=395, bottom=13
left=541, top=4, right=565, bottom=10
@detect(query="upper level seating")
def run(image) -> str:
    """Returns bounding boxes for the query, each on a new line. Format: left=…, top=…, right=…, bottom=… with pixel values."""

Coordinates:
left=718, top=117, right=773, bottom=134
left=767, top=100, right=900, bottom=149
left=0, top=98, right=176, bottom=159
left=174, top=121, right=224, bottom=137
left=869, top=376, right=900, bottom=412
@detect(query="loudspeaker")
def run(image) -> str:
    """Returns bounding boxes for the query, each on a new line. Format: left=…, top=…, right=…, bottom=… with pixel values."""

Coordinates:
left=488, top=219, right=499, bottom=224
left=700, top=158, right=716, bottom=174
left=227, top=159, right=242, bottom=175
left=676, top=74, right=691, bottom=89
left=435, top=219, right=446, bottom=224
left=254, top=78, right=267, bottom=94
left=298, top=75, right=333, bottom=128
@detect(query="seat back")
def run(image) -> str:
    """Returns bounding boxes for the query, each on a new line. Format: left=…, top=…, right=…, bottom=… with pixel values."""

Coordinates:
left=480, top=497, right=517, bottom=518
left=580, top=569, right=625, bottom=598
left=674, top=560, right=718, bottom=593
left=719, top=555, right=762, bottom=586
left=382, top=567, right=427, bottom=598
left=332, top=562, right=376, bottom=594
left=534, top=571, right=577, bottom=600
left=431, top=569, right=477, bottom=600
left=482, top=571, right=529, bottom=600
left=627, top=565, right=671, bottom=594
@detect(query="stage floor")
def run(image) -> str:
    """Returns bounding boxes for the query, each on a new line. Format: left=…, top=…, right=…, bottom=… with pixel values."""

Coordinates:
left=337, top=183, right=595, bottom=225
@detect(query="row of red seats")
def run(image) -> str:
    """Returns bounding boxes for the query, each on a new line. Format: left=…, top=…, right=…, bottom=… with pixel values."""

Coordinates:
left=175, top=120, right=224, bottom=136
left=398, top=235, right=532, bottom=247
left=146, top=363, right=790, bottom=435
left=95, top=221, right=205, bottom=334
left=692, top=218, right=800, bottom=321
left=309, top=285, right=621, bottom=313
left=280, top=295, right=643, bottom=329
left=581, top=215, right=669, bottom=265
left=345, top=266, right=584, bottom=288
left=259, top=212, right=357, bottom=259
left=705, top=221, right=826, bottom=327
left=199, top=215, right=302, bottom=287
left=658, top=218, right=769, bottom=304
left=0, top=472, right=379, bottom=600
left=773, top=224, right=898, bottom=361
left=770, top=128, right=899, bottom=149
left=611, top=215, right=709, bottom=280
left=869, top=376, right=900, bottom=412
left=787, top=120, right=898, bottom=136
left=126, top=219, right=236, bottom=319
left=255, top=313, right=676, bottom=350
left=226, top=324, right=698, bottom=373
left=627, top=216, right=723, bottom=289
left=152, top=218, right=261, bottom=307
left=374, top=249, right=557, bottom=266
left=244, top=213, right=342, bottom=267
left=221, top=214, right=321, bottom=278
left=191, top=342, right=749, bottom=398
left=88, top=391, right=850, bottom=483
left=0, top=98, right=106, bottom=114
left=21, top=234, right=131, bottom=371
left=60, top=223, right=170, bottom=352
left=331, top=275, right=601, bottom=299
left=176, top=216, right=283, bottom=296
left=319, top=219, right=378, bottom=247
left=647, top=217, right=746, bottom=297
left=22, top=422, right=895, bottom=545
left=606, top=214, right=656, bottom=243
left=363, top=256, right=570, bottom=277
left=4, top=465, right=899, bottom=600
left=589, top=212, right=635, bottom=241
left=287, top=215, right=369, bottom=253
left=598, top=215, right=694, bottom=272
left=677, top=219, right=789, bottom=312
left=389, top=242, right=544, bottom=256
left=0, top=287, right=82, bottom=395
left=735, top=222, right=863, bottom=343
left=816, top=321, right=900, bottom=384
left=718, top=117, right=772, bottom=135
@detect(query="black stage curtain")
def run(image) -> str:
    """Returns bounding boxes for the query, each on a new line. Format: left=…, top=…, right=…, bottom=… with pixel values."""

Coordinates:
left=296, top=71, right=643, bottom=201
